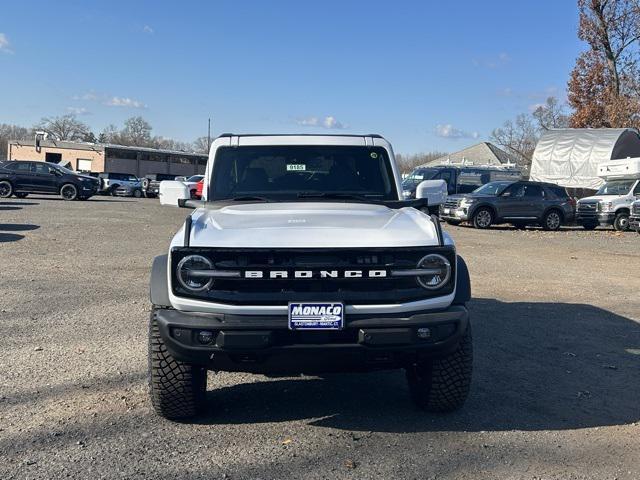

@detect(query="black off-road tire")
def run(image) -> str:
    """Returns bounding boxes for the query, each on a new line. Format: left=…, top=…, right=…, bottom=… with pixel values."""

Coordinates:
left=406, top=324, right=473, bottom=412
left=133, top=189, right=143, bottom=198
left=613, top=212, right=630, bottom=232
left=512, top=222, right=527, bottom=230
left=472, top=208, right=493, bottom=229
left=60, top=183, right=78, bottom=201
left=14, top=192, right=28, bottom=199
left=582, top=222, right=597, bottom=231
left=148, top=310, right=206, bottom=420
left=542, top=209, right=562, bottom=231
left=0, top=180, right=13, bottom=198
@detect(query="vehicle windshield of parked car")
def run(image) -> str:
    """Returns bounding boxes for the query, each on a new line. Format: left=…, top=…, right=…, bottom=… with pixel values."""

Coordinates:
left=50, top=164, right=77, bottom=175
left=186, top=175, right=203, bottom=183
left=595, top=180, right=635, bottom=196
left=472, top=181, right=514, bottom=196
left=402, top=168, right=438, bottom=189
left=210, top=145, right=397, bottom=201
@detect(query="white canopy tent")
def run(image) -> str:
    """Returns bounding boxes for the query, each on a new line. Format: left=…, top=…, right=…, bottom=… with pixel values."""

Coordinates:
left=530, top=128, right=640, bottom=189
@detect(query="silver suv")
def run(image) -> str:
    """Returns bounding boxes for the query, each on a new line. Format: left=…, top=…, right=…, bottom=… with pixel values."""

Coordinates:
left=98, top=172, right=141, bottom=196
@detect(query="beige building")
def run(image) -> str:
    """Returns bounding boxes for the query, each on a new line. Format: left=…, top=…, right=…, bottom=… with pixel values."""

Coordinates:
left=7, top=139, right=207, bottom=177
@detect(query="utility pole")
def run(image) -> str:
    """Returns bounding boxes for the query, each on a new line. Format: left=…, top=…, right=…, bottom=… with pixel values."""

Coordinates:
left=207, top=118, right=211, bottom=153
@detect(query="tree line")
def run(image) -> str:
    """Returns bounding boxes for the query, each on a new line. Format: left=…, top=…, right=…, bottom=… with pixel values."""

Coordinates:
left=0, top=115, right=208, bottom=161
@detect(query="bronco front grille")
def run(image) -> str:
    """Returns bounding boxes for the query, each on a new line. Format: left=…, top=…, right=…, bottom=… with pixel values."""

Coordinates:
left=171, top=247, right=456, bottom=305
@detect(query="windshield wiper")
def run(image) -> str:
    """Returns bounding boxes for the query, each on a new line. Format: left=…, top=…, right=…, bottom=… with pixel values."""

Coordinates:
left=297, top=192, right=373, bottom=201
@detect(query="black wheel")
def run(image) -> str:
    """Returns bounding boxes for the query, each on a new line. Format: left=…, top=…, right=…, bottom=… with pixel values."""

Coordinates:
left=14, top=192, right=28, bottom=199
left=0, top=180, right=13, bottom=198
left=542, top=209, right=562, bottom=231
left=110, top=185, right=120, bottom=196
left=613, top=212, right=630, bottom=232
left=445, top=220, right=461, bottom=226
left=512, top=222, right=527, bottom=230
left=472, top=208, right=493, bottom=229
left=60, top=183, right=78, bottom=201
left=582, top=222, right=597, bottom=231
left=406, top=324, right=473, bottom=412
left=149, top=309, right=206, bottom=420
left=142, top=178, right=150, bottom=190
left=132, top=189, right=143, bottom=198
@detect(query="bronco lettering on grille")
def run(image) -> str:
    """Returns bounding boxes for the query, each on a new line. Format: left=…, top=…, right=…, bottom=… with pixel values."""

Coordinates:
left=243, top=270, right=387, bottom=279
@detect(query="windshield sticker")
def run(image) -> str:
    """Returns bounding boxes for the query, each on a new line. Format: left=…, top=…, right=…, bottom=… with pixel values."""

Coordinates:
left=370, top=152, right=378, bottom=159
left=286, top=164, right=306, bottom=171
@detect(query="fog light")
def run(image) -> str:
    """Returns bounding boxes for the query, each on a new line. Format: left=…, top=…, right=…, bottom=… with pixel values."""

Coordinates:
left=197, top=330, right=214, bottom=344
left=417, top=328, right=431, bottom=339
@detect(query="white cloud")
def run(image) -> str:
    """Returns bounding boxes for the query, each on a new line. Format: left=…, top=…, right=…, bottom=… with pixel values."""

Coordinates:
left=143, top=25, right=154, bottom=34
left=105, top=96, right=147, bottom=108
left=66, top=106, right=91, bottom=115
left=435, top=124, right=479, bottom=140
left=297, top=115, right=346, bottom=129
left=0, top=33, right=14, bottom=54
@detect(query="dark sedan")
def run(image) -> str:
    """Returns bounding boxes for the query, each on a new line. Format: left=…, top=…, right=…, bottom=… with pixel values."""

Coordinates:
left=440, top=180, right=575, bottom=230
left=0, top=161, right=100, bottom=200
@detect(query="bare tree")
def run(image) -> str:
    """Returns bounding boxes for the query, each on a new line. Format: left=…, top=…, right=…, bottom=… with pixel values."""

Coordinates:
left=396, top=152, right=448, bottom=174
left=0, top=123, right=33, bottom=161
left=490, top=114, right=539, bottom=167
left=192, top=136, right=210, bottom=154
left=37, top=114, right=90, bottom=141
left=532, top=97, right=571, bottom=130
left=121, top=116, right=152, bottom=146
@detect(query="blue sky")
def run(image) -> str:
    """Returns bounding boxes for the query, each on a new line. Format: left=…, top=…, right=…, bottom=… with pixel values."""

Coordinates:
left=0, top=0, right=583, bottom=154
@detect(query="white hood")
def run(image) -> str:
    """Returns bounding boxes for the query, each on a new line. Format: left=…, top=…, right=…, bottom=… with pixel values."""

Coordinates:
left=177, top=202, right=441, bottom=248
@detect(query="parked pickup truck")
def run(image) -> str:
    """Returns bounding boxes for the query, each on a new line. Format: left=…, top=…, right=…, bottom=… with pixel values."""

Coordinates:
left=150, top=134, right=472, bottom=420
left=576, top=158, right=640, bottom=231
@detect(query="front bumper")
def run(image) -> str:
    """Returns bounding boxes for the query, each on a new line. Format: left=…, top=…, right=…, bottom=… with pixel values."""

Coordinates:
left=155, top=305, right=469, bottom=374
left=576, top=212, right=614, bottom=226
left=439, top=206, right=469, bottom=222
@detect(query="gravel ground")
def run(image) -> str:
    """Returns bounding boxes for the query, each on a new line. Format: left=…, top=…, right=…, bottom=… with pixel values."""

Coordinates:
left=1, top=196, right=639, bottom=480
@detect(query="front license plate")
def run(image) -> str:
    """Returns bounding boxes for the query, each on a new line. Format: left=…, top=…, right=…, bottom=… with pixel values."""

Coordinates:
left=288, top=302, right=344, bottom=330
left=443, top=208, right=450, bottom=215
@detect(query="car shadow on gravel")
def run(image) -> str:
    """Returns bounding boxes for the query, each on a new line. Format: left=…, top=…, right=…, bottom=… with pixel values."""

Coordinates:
left=0, top=223, right=40, bottom=232
left=0, top=201, right=39, bottom=206
left=198, top=298, right=640, bottom=433
left=0, top=233, right=25, bottom=242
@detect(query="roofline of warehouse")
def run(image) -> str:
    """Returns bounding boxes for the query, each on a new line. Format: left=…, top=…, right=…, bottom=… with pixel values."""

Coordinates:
left=7, top=139, right=207, bottom=157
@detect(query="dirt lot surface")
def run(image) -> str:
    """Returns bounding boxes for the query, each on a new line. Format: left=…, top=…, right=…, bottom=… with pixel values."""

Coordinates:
left=1, top=196, right=639, bottom=480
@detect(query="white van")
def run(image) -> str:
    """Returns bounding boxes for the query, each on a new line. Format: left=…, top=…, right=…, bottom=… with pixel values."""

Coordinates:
left=576, top=158, right=640, bottom=231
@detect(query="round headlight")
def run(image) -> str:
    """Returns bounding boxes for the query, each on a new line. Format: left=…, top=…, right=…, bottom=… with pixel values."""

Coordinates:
left=416, top=254, right=451, bottom=290
left=177, top=255, right=213, bottom=292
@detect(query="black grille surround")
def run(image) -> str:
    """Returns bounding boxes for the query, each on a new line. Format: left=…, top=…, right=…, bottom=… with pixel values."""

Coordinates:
left=171, top=246, right=456, bottom=306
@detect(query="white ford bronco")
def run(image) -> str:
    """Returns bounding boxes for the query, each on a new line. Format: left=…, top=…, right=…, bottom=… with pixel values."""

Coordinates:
left=150, top=134, right=472, bottom=420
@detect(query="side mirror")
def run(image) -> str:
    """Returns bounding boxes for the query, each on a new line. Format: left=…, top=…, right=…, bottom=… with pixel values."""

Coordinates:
left=416, top=179, right=447, bottom=207
left=159, top=181, right=191, bottom=207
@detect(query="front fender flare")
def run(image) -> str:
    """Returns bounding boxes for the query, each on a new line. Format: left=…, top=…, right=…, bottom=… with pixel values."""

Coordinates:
left=150, top=254, right=171, bottom=307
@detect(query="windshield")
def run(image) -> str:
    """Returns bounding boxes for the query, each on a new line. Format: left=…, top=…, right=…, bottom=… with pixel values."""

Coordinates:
left=595, top=180, right=635, bottom=196
left=402, top=168, right=437, bottom=189
left=51, top=164, right=77, bottom=175
left=210, top=145, right=397, bottom=201
left=473, top=181, right=514, bottom=196
left=186, top=175, right=203, bottom=183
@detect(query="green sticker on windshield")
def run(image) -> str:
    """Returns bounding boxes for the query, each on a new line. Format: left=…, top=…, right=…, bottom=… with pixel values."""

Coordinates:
left=286, top=164, right=306, bottom=171
left=370, top=152, right=378, bottom=159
